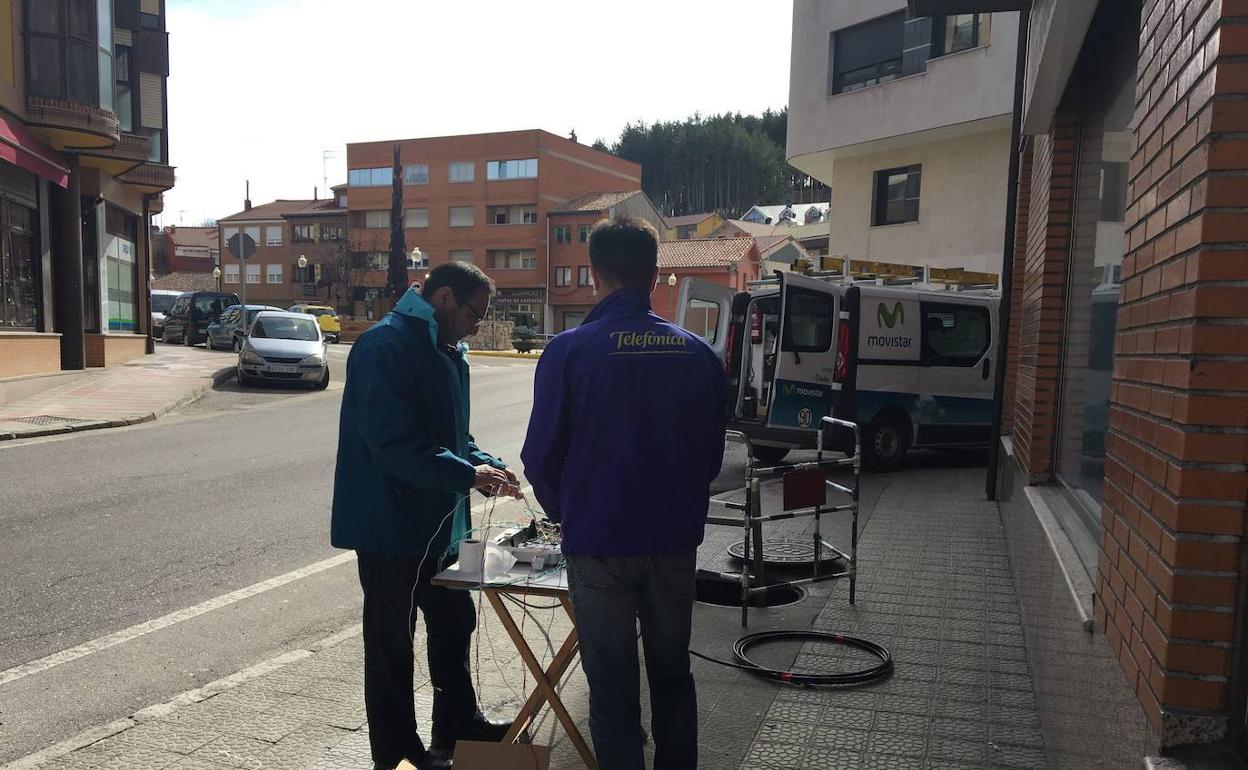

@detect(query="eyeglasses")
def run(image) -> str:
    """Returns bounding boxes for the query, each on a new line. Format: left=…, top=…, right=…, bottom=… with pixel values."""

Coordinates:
left=459, top=297, right=489, bottom=325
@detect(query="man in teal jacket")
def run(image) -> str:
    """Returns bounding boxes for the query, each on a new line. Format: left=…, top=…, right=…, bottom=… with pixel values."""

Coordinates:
left=332, top=262, right=520, bottom=770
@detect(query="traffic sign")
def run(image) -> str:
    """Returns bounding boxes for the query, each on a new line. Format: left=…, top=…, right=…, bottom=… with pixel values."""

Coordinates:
left=409, top=280, right=422, bottom=291
left=226, top=232, right=257, bottom=260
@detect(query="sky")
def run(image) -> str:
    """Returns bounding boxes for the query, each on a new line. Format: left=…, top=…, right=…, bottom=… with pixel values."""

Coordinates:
left=158, top=1, right=794, bottom=227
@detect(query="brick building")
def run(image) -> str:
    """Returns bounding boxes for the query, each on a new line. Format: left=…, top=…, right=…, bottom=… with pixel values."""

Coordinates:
left=0, top=0, right=175, bottom=379
left=344, top=130, right=642, bottom=333
left=652, top=237, right=761, bottom=323
left=547, top=190, right=666, bottom=331
left=154, top=225, right=217, bottom=274
left=922, top=0, right=1248, bottom=764
left=216, top=192, right=349, bottom=310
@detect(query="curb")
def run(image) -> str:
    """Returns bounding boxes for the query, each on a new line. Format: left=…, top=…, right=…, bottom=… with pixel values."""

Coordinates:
left=1, top=623, right=363, bottom=770
left=467, top=350, right=542, bottom=360
left=0, top=366, right=235, bottom=444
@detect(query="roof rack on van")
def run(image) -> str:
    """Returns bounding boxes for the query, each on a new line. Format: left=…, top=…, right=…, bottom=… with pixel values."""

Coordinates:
left=745, top=272, right=999, bottom=290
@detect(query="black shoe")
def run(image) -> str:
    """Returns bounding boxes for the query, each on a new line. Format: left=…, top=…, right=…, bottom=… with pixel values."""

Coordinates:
left=373, top=754, right=452, bottom=770
left=430, top=714, right=513, bottom=752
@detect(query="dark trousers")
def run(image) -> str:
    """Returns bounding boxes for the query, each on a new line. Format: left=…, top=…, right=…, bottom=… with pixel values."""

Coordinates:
left=566, top=550, right=698, bottom=770
left=357, top=550, right=478, bottom=768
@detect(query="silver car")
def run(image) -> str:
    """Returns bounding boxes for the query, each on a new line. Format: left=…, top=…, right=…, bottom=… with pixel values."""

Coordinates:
left=237, top=311, right=329, bottom=389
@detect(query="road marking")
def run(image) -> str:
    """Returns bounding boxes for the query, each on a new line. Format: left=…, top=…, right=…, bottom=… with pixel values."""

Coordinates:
left=0, top=489, right=532, bottom=688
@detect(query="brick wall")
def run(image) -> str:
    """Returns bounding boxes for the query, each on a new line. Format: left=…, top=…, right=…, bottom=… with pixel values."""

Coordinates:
left=1010, top=122, right=1076, bottom=481
left=85, top=334, right=147, bottom=368
left=1002, top=145, right=1033, bottom=436
left=0, top=335, right=62, bottom=378
left=1095, top=0, right=1248, bottom=746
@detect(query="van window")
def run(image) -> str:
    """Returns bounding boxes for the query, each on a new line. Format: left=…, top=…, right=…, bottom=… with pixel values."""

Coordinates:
left=194, top=295, right=229, bottom=317
left=683, top=299, right=720, bottom=343
left=782, top=288, right=833, bottom=353
left=921, top=303, right=990, bottom=366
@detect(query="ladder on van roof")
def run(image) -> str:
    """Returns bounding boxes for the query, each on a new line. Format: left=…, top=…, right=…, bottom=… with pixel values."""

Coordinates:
left=746, top=271, right=1000, bottom=294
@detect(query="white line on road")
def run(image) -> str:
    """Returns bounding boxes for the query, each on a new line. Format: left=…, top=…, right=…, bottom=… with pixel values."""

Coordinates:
left=0, top=489, right=532, bottom=688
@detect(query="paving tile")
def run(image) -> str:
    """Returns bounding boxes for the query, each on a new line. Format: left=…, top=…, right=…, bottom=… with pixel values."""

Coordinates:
left=860, top=752, right=925, bottom=770
left=819, top=706, right=875, bottom=731
left=809, top=726, right=870, bottom=751
left=190, top=734, right=273, bottom=770
left=801, top=746, right=862, bottom=769
left=864, top=730, right=926, bottom=758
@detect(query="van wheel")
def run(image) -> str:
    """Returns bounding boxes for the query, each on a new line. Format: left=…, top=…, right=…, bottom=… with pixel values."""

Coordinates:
left=232, top=337, right=242, bottom=353
left=864, top=418, right=909, bottom=471
left=184, top=330, right=194, bottom=347
left=752, top=445, right=790, bottom=464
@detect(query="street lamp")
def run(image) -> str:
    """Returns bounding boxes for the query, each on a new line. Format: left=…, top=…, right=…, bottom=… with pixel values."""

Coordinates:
left=667, top=272, right=677, bottom=318
left=212, top=265, right=221, bottom=291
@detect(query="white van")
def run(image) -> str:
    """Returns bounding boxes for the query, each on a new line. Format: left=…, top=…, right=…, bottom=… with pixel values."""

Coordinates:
left=677, top=273, right=999, bottom=469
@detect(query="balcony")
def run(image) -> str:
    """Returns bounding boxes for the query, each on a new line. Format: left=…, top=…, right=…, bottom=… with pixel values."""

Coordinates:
left=786, top=4, right=1019, bottom=182
left=25, top=96, right=119, bottom=151
left=79, top=133, right=151, bottom=176
left=118, top=162, right=176, bottom=192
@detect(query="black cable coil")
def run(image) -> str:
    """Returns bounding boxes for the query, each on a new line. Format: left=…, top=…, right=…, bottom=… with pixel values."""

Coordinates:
left=692, top=630, right=893, bottom=687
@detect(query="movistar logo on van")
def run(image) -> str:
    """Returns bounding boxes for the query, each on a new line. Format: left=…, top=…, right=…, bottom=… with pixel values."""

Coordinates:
left=877, top=302, right=905, bottom=329
left=782, top=383, right=826, bottom=398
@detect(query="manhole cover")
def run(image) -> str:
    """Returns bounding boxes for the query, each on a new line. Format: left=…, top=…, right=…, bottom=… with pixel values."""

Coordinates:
left=8, top=415, right=93, bottom=426
left=727, top=538, right=842, bottom=566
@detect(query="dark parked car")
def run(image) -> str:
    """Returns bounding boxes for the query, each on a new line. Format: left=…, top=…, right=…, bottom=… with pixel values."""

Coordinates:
left=160, top=291, right=240, bottom=346
left=205, top=304, right=283, bottom=352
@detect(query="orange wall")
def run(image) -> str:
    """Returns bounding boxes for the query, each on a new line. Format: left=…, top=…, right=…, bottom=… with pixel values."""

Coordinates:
left=346, top=130, right=641, bottom=294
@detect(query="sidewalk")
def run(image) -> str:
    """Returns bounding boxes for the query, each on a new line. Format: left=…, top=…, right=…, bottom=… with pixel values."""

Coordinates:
left=11, top=465, right=1047, bottom=770
left=0, top=347, right=235, bottom=441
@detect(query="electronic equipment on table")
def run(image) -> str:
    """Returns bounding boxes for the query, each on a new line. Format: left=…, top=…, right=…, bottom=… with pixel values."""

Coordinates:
left=490, top=518, right=563, bottom=570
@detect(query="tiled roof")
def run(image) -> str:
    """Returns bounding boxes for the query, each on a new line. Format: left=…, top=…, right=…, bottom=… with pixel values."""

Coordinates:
left=550, top=190, right=642, bottom=213
left=166, top=226, right=217, bottom=251
left=657, top=237, right=756, bottom=270
left=666, top=212, right=715, bottom=227
left=219, top=199, right=324, bottom=222
left=284, top=199, right=346, bottom=218
left=152, top=271, right=219, bottom=293
left=713, top=219, right=787, bottom=237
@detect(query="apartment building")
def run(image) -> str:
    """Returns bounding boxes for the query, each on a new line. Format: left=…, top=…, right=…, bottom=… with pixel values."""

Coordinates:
left=0, top=0, right=175, bottom=379
left=787, top=3, right=1019, bottom=277
left=547, top=190, right=666, bottom=332
left=345, top=130, right=642, bottom=332
left=216, top=191, right=349, bottom=310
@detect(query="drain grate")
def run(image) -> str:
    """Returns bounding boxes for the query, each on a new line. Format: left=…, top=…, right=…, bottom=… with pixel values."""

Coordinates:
left=727, top=538, right=842, bottom=566
left=7, top=414, right=94, bottom=426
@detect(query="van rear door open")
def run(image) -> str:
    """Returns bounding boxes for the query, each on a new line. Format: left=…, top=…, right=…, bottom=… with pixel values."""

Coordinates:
left=766, top=272, right=839, bottom=432
left=674, top=278, right=734, bottom=362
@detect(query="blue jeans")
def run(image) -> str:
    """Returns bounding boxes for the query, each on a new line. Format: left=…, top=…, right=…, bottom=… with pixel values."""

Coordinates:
left=566, top=550, right=698, bottom=770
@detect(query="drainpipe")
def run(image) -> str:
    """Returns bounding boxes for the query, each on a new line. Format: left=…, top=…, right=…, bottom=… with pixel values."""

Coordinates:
left=985, top=8, right=1031, bottom=501
left=545, top=213, right=552, bottom=332
left=141, top=194, right=154, bottom=354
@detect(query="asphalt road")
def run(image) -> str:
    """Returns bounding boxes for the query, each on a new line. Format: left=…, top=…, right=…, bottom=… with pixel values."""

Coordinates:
left=0, top=349, right=538, bottom=763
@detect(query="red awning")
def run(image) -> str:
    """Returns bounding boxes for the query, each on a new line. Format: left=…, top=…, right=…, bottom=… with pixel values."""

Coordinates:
left=0, top=114, right=69, bottom=188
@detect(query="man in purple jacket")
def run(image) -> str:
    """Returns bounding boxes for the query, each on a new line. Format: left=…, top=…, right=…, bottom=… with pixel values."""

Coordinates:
left=521, top=216, right=726, bottom=770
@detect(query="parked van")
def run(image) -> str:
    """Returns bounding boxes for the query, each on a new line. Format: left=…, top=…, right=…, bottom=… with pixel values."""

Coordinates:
left=677, top=273, right=999, bottom=469
left=160, top=291, right=240, bottom=346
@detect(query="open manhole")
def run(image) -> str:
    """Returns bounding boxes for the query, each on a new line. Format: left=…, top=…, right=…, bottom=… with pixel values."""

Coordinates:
left=695, top=574, right=806, bottom=608
left=7, top=415, right=93, bottom=426
left=727, top=538, right=842, bottom=567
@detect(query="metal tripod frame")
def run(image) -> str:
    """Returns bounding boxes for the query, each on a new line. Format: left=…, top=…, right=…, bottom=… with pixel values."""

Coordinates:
left=705, top=416, right=862, bottom=626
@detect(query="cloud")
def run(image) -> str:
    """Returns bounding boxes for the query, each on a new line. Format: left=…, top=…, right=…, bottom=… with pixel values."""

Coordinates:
left=160, top=0, right=792, bottom=226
